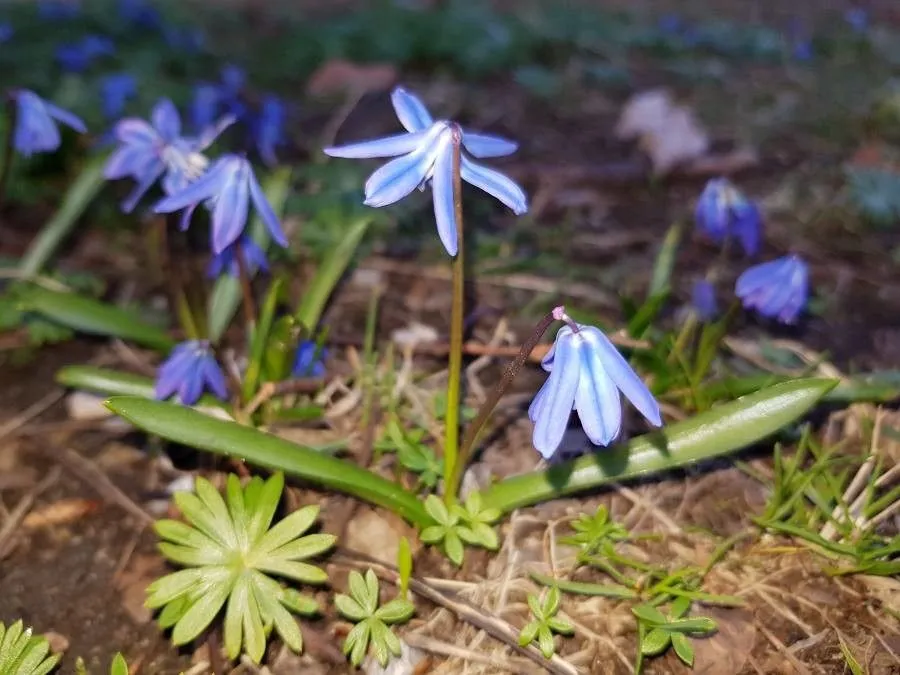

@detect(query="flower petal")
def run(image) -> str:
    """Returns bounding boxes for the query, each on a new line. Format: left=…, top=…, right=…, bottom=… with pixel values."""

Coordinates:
left=324, top=131, right=427, bottom=159
left=363, top=128, right=444, bottom=207
left=574, top=349, right=622, bottom=447
left=211, top=160, right=249, bottom=253
left=248, top=166, right=288, bottom=247
left=104, top=144, right=148, bottom=179
left=531, top=333, right=580, bottom=459
left=122, top=164, right=164, bottom=213
left=460, top=157, right=528, bottom=214
left=152, top=98, right=182, bottom=140
left=153, top=163, right=222, bottom=213
left=201, top=357, right=228, bottom=400
left=391, top=87, right=433, bottom=132
left=430, top=133, right=458, bottom=256
left=462, top=131, right=518, bottom=158
left=115, top=118, right=158, bottom=145
left=44, top=101, right=87, bottom=133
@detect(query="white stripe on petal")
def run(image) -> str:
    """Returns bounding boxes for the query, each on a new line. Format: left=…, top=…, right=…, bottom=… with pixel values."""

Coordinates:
left=430, top=134, right=458, bottom=256
left=531, top=333, right=580, bottom=459
left=324, top=131, right=426, bottom=159
left=461, top=157, right=528, bottom=214
left=363, top=126, right=446, bottom=207
left=462, top=131, right=518, bottom=158
left=391, top=87, right=433, bottom=132
left=574, top=349, right=622, bottom=447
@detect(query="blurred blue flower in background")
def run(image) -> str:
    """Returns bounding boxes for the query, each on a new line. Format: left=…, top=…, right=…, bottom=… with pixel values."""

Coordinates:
left=155, top=340, right=228, bottom=405
left=695, top=177, right=762, bottom=256
left=325, top=86, right=527, bottom=256
left=529, top=312, right=662, bottom=459
left=38, top=0, right=80, bottom=20
left=0, top=23, right=13, bottom=43
left=691, top=279, right=718, bottom=320
left=219, top=64, right=247, bottom=118
left=56, top=35, right=115, bottom=72
left=292, top=341, right=327, bottom=378
left=844, top=8, right=869, bottom=33
left=154, top=154, right=287, bottom=254
left=99, top=73, right=136, bottom=120
left=118, top=0, right=162, bottom=28
left=735, top=254, right=809, bottom=324
left=255, top=94, right=286, bottom=166
left=11, top=90, right=87, bottom=157
left=190, top=83, right=221, bottom=133
left=162, top=26, right=205, bottom=53
left=104, top=98, right=233, bottom=213
left=207, top=235, right=268, bottom=278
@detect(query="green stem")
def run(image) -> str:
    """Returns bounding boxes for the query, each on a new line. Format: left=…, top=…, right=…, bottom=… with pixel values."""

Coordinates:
left=443, top=129, right=465, bottom=507
left=234, top=240, right=257, bottom=339
left=158, top=217, right=199, bottom=340
left=0, top=95, right=17, bottom=211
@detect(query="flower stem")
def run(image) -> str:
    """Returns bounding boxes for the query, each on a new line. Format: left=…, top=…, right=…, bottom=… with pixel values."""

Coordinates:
left=443, top=129, right=465, bottom=507
left=158, top=216, right=200, bottom=340
left=0, top=96, right=18, bottom=211
left=446, top=307, right=559, bottom=500
left=234, top=240, right=257, bottom=339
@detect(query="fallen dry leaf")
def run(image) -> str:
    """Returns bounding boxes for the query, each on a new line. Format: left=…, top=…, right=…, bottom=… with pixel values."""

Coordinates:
left=307, top=59, right=398, bottom=98
left=23, top=499, right=101, bottom=529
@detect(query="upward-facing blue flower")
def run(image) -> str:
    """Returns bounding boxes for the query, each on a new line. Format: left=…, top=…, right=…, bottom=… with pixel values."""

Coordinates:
left=99, top=73, right=136, bottom=120
left=154, top=154, right=287, bottom=254
left=324, top=86, right=527, bottom=257
left=529, top=313, right=662, bottom=459
left=735, top=254, right=809, bottom=324
left=104, top=98, right=232, bottom=212
left=10, top=90, right=87, bottom=157
left=155, top=340, right=228, bottom=405
left=695, top=178, right=762, bottom=256
left=292, top=340, right=327, bottom=378
left=255, top=94, right=286, bottom=166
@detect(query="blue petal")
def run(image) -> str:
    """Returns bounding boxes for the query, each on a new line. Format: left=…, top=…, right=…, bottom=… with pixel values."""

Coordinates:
left=531, top=332, right=580, bottom=459
left=195, top=114, right=236, bottom=152
left=201, top=356, right=228, bottom=400
left=211, top=159, right=249, bottom=253
left=121, top=164, right=164, bottom=213
left=462, top=131, right=518, bottom=158
left=104, top=144, right=148, bottom=179
left=324, top=131, right=427, bottom=159
left=528, top=380, right=549, bottom=423
left=735, top=258, right=784, bottom=297
left=178, top=361, right=205, bottom=405
left=152, top=98, right=181, bottom=140
left=574, top=348, right=622, bottom=446
left=248, top=165, right=288, bottom=248
left=695, top=179, right=728, bottom=240
left=44, top=101, right=87, bottom=133
left=363, top=128, right=445, bottom=207
left=153, top=162, right=222, bottom=213
left=581, top=326, right=662, bottom=427
left=691, top=280, right=718, bottom=320
left=430, top=133, right=458, bottom=256
left=460, top=157, right=528, bottom=214
left=391, top=87, right=433, bottom=132
left=115, top=118, right=157, bottom=146
left=732, top=202, right=762, bottom=256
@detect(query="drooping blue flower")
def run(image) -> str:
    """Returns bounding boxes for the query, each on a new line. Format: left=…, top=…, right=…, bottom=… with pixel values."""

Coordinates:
left=691, top=279, right=718, bottom=320
left=207, top=235, right=268, bottom=278
left=845, top=8, right=869, bottom=33
left=38, top=0, right=80, bottom=20
left=10, top=90, right=87, bottom=157
left=190, top=83, right=221, bottom=133
left=118, top=0, right=162, bottom=28
left=529, top=314, right=662, bottom=458
left=154, top=154, right=288, bottom=254
left=735, top=254, right=809, bottom=324
left=99, top=73, right=136, bottom=120
left=292, top=340, right=327, bottom=378
left=324, top=86, right=527, bottom=257
left=56, top=35, right=115, bottom=72
left=695, top=178, right=762, bottom=257
left=155, top=340, right=228, bottom=405
left=255, top=94, right=286, bottom=166
left=0, top=23, right=13, bottom=43
left=104, top=98, right=233, bottom=213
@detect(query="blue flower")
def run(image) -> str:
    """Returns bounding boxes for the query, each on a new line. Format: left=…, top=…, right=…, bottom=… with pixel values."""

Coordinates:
left=695, top=178, right=762, bottom=256
left=529, top=315, right=662, bottom=458
left=99, top=73, right=136, bottom=120
left=56, top=35, right=115, bottom=72
left=207, top=235, right=268, bottom=278
left=691, top=279, right=718, bottom=320
left=118, top=0, right=162, bottom=28
left=155, top=340, right=228, bottom=405
left=0, top=23, right=13, bottom=43
left=845, top=8, right=869, bottom=33
left=255, top=94, right=286, bottom=166
left=292, top=341, right=327, bottom=378
left=735, top=254, right=809, bottom=324
left=324, top=86, right=527, bottom=256
left=38, top=0, right=80, bottom=20
left=104, top=98, right=232, bottom=213
left=11, top=90, right=87, bottom=157
left=190, top=83, right=221, bottom=133
left=154, top=154, right=288, bottom=254
left=219, top=64, right=246, bottom=118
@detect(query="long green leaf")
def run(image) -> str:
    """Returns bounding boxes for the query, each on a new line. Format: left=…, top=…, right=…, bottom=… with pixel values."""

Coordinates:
left=295, top=217, right=370, bottom=331
left=207, top=167, right=292, bottom=343
left=647, top=223, right=681, bottom=299
left=243, top=278, right=282, bottom=401
left=479, top=378, right=837, bottom=514
left=701, top=373, right=900, bottom=404
left=104, top=396, right=430, bottom=526
left=18, top=154, right=107, bottom=277
left=23, top=286, right=174, bottom=351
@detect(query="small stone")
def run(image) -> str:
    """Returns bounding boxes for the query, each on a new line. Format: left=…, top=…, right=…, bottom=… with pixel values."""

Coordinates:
left=344, top=507, right=412, bottom=566
left=364, top=640, right=426, bottom=675
left=43, top=631, right=69, bottom=654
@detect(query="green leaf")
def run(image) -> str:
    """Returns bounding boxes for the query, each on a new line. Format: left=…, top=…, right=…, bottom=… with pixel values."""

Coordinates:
left=172, top=572, right=234, bottom=646
left=369, top=620, right=392, bottom=667
left=543, top=586, right=561, bottom=617
left=224, top=575, right=249, bottom=660
left=397, top=536, right=412, bottom=599
left=527, top=593, right=543, bottom=619
left=335, top=593, right=369, bottom=623
left=547, top=618, right=574, bottom=635
left=265, top=533, right=335, bottom=562
left=665, top=617, right=718, bottom=634
left=479, top=379, right=837, bottom=513
left=518, top=621, right=540, bottom=647
left=255, top=559, right=328, bottom=584
left=671, top=632, right=694, bottom=666
left=632, top=604, right=668, bottom=625
left=419, top=526, right=445, bottom=543
left=207, top=167, right=291, bottom=342
left=251, top=576, right=304, bottom=654
left=529, top=572, right=637, bottom=599
left=22, top=286, right=174, bottom=351
left=241, top=578, right=267, bottom=664
left=538, top=626, right=556, bottom=659
left=146, top=568, right=206, bottom=608
left=295, top=216, right=370, bottom=331
left=375, top=599, right=415, bottom=624
left=104, top=397, right=430, bottom=526
left=109, top=653, right=129, bottom=675
left=18, top=154, right=107, bottom=277
left=54, top=366, right=226, bottom=409
left=647, top=223, right=681, bottom=299
left=255, top=505, right=319, bottom=555
left=349, top=570, right=376, bottom=615
left=344, top=621, right=371, bottom=666
left=444, top=530, right=464, bottom=567
left=423, top=494, right=452, bottom=525
left=279, top=588, right=319, bottom=616
left=641, top=627, right=672, bottom=656
left=243, top=278, right=284, bottom=401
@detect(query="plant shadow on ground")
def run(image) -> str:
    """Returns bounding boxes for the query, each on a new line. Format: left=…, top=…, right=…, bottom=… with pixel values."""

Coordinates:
left=1, top=0, right=900, bottom=673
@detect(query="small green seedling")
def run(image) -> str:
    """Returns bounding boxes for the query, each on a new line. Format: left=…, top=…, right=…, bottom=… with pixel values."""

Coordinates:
left=633, top=597, right=717, bottom=670
left=420, top=493, right=500, bottom=566
left=561, top=505, right=629, bottom=556
left=385, top=419, right=444, bottom=490
left=452, top=491, right=501, bottom=551
left=147, top=473, right=335, bottom=663
left=518, top=587, right=574, bottom=659
left=335, top=569, right=415, bottom=667
left=75, top=652, right=129, bottom=675
left=0, top=620, right=60, bottom=675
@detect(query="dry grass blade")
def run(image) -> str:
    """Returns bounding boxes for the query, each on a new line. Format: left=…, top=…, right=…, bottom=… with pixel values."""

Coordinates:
left=0, top=466, right=62, bottom=559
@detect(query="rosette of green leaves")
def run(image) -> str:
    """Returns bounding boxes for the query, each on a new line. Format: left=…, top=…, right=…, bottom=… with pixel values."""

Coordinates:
left=146, top=473, right=335, bottom=663
left=0, top=621, right=60, bottom=675
left=419, top=493, right=501, bottom=566
left=518, top=587, right=574, bottom=659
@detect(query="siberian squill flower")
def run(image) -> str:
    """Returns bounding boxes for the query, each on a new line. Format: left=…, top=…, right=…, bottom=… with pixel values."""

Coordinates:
left=0, top=23, right=13, bottom=43
left=691, top=279, right=718, bottom=320
left=104, top=98, right=232, bottom=213
left=255, top=94, right=286, bottom=166
left=190, top=83, right=221, bottom=132
left=324, top=86, right=527, bottom=257
left=99, top=73, right=136, bottom=120
left=56, top=35, right=115, bottom=73
left=155, top=340, right=228, bottom=405
left=695, top=178, right=762, bottom=256
left=292, top=340, right=327, bottom=378
left=845, top=8, right=869, bottom=33
left=10, top=90, right=87, bottom=157
left=207, top=235, right=268, bottom=278
left=735, top=254, right=809, bottom=324
left=154, top=154, right=287, bottom=254
left=529, top=309, right=662, bottom=459
left=38, top=0, right=80, bottom=20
